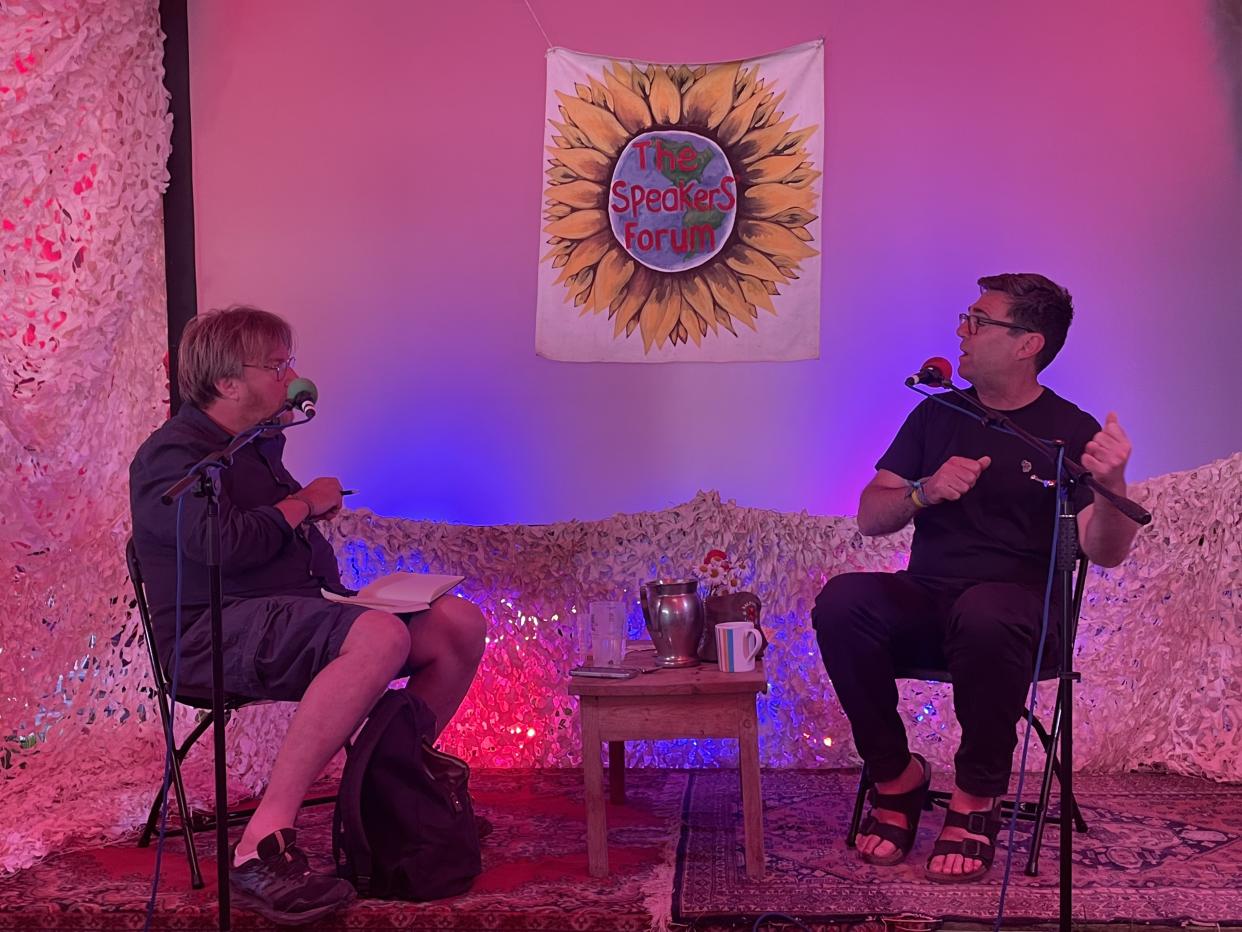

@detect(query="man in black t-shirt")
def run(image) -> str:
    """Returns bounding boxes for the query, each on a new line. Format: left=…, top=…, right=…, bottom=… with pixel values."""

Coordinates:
left=812, top=273, right=1138, bottom=883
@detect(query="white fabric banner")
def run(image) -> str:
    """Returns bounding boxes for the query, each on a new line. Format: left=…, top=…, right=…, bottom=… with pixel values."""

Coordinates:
left=536, top=40, right=824, bottom=362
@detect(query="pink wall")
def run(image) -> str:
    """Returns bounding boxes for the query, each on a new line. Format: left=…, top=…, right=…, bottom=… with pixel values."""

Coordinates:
left=189, top=0, right=1241, bottom=524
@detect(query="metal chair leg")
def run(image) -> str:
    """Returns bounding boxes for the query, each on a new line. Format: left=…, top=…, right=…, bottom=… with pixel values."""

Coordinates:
left=1026, top=693, right=1088, bottom=876
left=139, top=778, right=166, bottom=848
left=846, top=765, right=870, bottom=848
left=140, top=683, right=185, bottom=848
left=173, top=715, right=215, bottom=889
left=1026, top=721, right=1060, bottom=876
left=140, top=709, right=215, bottom=889
left=1047, top=750, right=1089, bottom=833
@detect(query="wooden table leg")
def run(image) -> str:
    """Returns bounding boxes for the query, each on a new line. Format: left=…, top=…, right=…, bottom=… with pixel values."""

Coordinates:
left=737, top=696, right=765, bottom=880
left=580, top=697, right=608, bottom=877
left=608, top=741, right=626, bottom=804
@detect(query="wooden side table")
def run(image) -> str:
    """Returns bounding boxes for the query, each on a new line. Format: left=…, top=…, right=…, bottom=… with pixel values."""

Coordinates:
left=568, top=653, right=768, bottom=880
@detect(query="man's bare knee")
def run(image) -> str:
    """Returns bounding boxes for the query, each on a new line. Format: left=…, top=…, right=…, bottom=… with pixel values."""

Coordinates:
left=340, top=610, right=411, bottom=675
left=414, top=597, right=486, bottom=666
left=443, top=597, right=487, bottom=665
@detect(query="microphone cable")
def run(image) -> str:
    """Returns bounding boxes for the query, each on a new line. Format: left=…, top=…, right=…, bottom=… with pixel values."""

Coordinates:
left=908, top=384, right=1062, bottom=460
left=992, top=444, right=1065, bottom=932
left=752, top=912, right=813, bottom=931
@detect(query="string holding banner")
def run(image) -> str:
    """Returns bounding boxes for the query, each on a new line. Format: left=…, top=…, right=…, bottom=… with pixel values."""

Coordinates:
left=522, top=0, right=554, bottom=50
left=535, top=40, right=824, bottom=363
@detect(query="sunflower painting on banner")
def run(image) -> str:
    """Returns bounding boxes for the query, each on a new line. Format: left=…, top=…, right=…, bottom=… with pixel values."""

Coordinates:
left=536, top=40, right=823, bottom=362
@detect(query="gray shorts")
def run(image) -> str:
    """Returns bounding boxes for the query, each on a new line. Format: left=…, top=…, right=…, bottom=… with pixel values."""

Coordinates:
left=161, top=595, right=385, bottom=702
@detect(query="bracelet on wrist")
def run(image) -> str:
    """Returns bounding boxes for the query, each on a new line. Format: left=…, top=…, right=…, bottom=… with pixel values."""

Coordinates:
left=909, top=485, right=930, bottom=509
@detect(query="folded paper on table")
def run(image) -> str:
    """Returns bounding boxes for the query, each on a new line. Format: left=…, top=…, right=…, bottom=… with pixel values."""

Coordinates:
left=322, top=572, right=464, bottom=613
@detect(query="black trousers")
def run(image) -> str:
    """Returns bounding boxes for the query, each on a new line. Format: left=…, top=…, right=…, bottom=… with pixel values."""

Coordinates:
left=811, top=571, right=1059, bottom=797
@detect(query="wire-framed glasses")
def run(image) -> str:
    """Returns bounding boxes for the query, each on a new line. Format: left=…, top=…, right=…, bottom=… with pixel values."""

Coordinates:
left=243, top=355, right=296, bottom=379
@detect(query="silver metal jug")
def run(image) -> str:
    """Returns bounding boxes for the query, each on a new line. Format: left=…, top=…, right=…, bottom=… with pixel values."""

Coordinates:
left=639, top=578, right=703, bottom=668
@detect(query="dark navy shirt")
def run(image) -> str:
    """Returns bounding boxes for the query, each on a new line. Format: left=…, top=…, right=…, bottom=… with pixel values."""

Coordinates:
left=129, top=404, right=349, bottom=647
left=877, top=387, right=1099, bottom=586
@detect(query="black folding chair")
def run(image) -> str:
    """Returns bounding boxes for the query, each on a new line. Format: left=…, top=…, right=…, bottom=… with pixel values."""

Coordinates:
left=126, top=538, right=336, bottom=888
left=845, top=554, right=1091, bottom=876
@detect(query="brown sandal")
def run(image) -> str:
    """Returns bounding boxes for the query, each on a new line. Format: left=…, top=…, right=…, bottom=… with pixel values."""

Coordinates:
left=925, top=799, right=1005, bottom=883
left=857, top=753, right=932, bottom=866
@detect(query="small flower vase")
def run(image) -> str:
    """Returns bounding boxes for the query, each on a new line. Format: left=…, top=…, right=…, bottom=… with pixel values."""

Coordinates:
left=698, top=592, right=765, bottom=663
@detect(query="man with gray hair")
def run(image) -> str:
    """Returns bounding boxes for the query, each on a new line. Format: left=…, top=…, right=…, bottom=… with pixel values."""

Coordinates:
left=130, top=306, right=486, bottom=924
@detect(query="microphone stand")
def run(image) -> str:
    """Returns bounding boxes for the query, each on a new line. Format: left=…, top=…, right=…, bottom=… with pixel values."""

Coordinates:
left=159, top=408, right=305, bottom=932
left=912, top=378, right=1151, bottom=932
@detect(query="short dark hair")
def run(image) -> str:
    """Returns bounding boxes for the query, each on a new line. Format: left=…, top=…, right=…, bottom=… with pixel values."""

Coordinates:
left=976, top=272, right=1073, bottom=372
left=177, top=306, right=293, bottom=407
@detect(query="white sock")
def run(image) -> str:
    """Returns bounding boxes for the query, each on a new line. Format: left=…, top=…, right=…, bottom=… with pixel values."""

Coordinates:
left=233, top=847, right=259, bottom=867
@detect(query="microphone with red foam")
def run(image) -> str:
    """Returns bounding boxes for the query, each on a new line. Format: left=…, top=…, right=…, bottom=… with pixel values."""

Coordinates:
left=905, top=356, right=953, bottom=388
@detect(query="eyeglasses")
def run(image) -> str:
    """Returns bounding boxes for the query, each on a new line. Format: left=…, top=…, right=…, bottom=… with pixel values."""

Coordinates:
left=243, top=355, right=295, bottom=380
left=958, top=313, right=1036, bottom=336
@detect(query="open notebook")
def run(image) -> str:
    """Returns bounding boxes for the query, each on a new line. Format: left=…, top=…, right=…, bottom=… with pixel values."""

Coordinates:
left=322, top=572, right=464, bottom=613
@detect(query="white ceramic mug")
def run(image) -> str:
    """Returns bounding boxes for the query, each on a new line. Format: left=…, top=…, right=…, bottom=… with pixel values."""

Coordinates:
left=715, top=622, right=762, bottom=673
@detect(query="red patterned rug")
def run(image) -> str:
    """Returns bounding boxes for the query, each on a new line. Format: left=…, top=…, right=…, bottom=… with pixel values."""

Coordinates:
left=3, top=768, right=1239, bottom=930
left=0, top=769, right=685, bottom=931
left=673, top=769, right=1242, bottom=926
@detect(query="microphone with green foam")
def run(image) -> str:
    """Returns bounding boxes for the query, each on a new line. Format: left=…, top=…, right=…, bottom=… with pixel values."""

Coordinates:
left=285, top=377, right=318, bottom=419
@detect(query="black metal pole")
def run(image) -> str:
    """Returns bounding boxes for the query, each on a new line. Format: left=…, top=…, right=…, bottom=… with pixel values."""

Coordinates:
left=159, top=0, right=198, bottom=416
left=1058, top=507, right=1077, bottom=932
left=206, top=487, right=230, bottom=930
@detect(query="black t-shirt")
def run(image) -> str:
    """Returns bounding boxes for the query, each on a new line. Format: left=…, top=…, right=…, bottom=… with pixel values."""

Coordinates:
left=876, top=387, right=1099, bottom=585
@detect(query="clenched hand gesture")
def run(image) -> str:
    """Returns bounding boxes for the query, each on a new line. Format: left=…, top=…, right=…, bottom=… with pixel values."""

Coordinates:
left=923, top=456, right=992, bottom=505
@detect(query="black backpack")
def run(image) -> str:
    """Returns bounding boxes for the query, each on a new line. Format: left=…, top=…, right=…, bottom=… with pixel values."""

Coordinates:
left=332, top=690, right=482, bottom=900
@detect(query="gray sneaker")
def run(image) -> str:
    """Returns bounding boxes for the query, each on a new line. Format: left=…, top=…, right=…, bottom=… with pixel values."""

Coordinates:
left=230, top=828, right=356, bottom=926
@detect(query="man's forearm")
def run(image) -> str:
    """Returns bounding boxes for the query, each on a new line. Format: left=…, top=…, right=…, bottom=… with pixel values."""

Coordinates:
left=276, top=495, right=313, bottom=528
left=857, top=484, right=922, bottom=537
left=169, top=492, right=303, bottom=570
left=1082, top=488, right=1140, bottom=567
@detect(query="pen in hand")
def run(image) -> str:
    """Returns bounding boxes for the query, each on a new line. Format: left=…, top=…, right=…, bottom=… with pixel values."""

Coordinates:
left=341, top=489, right=359, bottom=496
